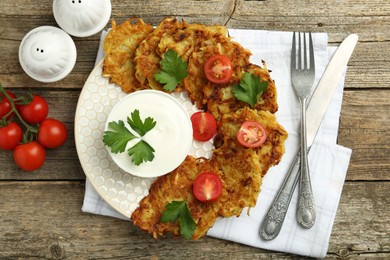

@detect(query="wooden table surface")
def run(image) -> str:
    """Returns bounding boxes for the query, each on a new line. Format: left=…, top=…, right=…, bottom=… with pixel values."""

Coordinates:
left=1, top=0, right=389, bottom=259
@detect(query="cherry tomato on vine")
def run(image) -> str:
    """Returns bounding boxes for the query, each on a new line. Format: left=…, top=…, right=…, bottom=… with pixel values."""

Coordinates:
left=0, top=122, right=23, bottom=150
left=38, top=118, right=67, bottom=148
left=18, top=94, right=48, bottom=124
left=0, top=90, right=17, bottom=120
left=204, top=54, right=233, bottom=84
left=13, top=141, right=46, bottom=172
left=236, top=121, right=267, bottom=148
left=193, top=172, right=223, bottom=202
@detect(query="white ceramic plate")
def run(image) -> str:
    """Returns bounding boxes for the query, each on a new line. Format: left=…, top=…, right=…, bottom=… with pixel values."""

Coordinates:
left=74, top=60, right=213, bottom=217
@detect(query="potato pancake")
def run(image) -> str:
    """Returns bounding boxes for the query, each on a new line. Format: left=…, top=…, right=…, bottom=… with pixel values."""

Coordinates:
left=204, top=62, right=278, bottom=121
left=102, top=18, right=153, bottom=93
left=185, top=37, right=252, bottom=108
left=131, top=156, right=224, bottom=240
left=134, top=17, right=183, bottom=90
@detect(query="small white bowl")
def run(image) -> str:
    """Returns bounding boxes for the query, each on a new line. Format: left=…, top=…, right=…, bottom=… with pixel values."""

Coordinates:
left=19, top=26, right=77, bottom=83
left=53, top=0, right=111, bottom=37
left=105, top=90, right=193, bottom=178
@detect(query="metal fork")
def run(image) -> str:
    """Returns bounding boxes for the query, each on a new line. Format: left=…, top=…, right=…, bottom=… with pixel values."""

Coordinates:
left=291, top=32, right=316, bottom=229
left=259, top=32, right=316, bottom=241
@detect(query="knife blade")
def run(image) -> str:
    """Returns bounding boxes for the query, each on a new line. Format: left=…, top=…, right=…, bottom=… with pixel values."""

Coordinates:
left=259, top=34, right=358, bottom=241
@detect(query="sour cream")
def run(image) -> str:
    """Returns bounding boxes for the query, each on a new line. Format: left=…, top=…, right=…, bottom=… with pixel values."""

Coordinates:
left=105, top=90, right=193, bottom=178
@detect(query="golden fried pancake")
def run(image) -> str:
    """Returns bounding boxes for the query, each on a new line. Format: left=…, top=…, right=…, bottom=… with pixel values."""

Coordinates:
left=134, top=17, right=184, bottom=90
left=214, top=107, right=287, bottom=174
left=131, top=156, right=224, bottom=240
left=157, top=22, right=228, bottom=61
left=185, top=37, right=252, bottom=109
left=102, top=18, right=153, bottom=93
left=157, top=22, right=228, bottom=94
left=204, top=62, right=278, bottom=121
left=213, top=107, right=287, bottom=216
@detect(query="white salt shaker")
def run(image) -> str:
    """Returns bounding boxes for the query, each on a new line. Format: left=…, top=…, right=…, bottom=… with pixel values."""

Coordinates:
left=53, top=0, right=112, bottom=37
left=19, top=26, right=77, bottom=83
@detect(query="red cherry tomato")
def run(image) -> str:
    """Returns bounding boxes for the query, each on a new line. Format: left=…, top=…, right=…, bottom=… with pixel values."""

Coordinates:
left=193, top=172, right=223, bottom=202
left=0, top=90, right=17, bottom=120
left=13, top=141, right=46, bottom=172
left=18, top=94, right=48, bottom=124
left=190, top=111, right=217, bottom=142
left=0, top=122, right=23, bottom=150
left=237, top=121, right=267, bottom=148
left=204, top=54, right=233, bottom=84
left=38, top=118, right=68, bottom=148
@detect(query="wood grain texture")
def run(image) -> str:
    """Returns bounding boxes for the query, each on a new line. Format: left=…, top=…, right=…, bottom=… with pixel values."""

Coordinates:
left=0, top=181, right=388, bottom=259
left=339, top=90, right=390, bottom=180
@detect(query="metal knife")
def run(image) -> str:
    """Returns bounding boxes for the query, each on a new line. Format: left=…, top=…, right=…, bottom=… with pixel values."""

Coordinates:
left=259, top=34, right=359, bottom=241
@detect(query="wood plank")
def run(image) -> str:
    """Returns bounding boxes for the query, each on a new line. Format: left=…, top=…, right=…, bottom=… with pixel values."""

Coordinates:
left=0, top=181, right=388, bottom=259
left=1, top=0, right=235, bottom=24
left=338, top=90, right=390, bottom=180
left=344, top=42, right=390, bottom=90
left=229, top=0, right=390, bottom=42
left=328, top=181, right=390, bottom=258
left=0, top=181, right=296, bottom=259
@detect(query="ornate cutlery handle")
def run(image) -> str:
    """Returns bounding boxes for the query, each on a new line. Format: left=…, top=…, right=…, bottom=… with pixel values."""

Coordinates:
left=259, top=153, right=301, bottom=241
left=297, top=145, right=316, bottom=228
left=297, top=98, right=316, bottom=228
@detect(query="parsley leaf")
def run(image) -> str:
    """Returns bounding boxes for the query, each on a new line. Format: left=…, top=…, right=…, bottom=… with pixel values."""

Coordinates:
left=161, top=201, right=183, bottom=222
left=233, top=72, right=268, bottom=107
left=127, top=140, right=155, bottom=166
left=103, top=121, right=137, bottom=153
left=161, top=201, right=196, bottom=240
left=154, top=49, right=188, bottom=91
left=127, top=109, right=156, bottom=137
left=103, top=109, right=157, bottom=166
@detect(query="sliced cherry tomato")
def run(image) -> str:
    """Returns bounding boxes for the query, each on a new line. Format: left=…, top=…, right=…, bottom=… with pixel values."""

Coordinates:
left=204, top=54, right=233, bottom=84
left=193, top=172, right=223, bottom=202
left=13, top=141, right=46, bottom=172
left=0, top=90, right=17, bottom=120
left=190, top=111, right=217, bottom=141
left=236, top=120, right=267, bottom=148
left=38, top=118, right=68, bottom=148
left=18, top=94, right=48, bottom=124
left=0, top=122, right=23, bottom=150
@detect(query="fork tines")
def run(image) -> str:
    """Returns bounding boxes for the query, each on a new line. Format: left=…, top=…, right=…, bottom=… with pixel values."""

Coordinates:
left=292, top=32, right=315, bottom=71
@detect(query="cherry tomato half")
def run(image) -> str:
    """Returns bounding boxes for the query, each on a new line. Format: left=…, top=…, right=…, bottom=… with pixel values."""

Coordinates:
left=236, top=121, right=267, bottom=148
left=0, top=122, right=23, bottom=150
left=204, top=54, right=233, bottom=84
left=13, top=141, right=46, bottom=172
left=38, top=118, right=68, bottom=148
left=18, top=94, right=48, bottom=124
left=193, top=172, right=223, bottom=202
left=0, top=90, right=17, bottom=120
left=190, top=111, right=217, bottom=142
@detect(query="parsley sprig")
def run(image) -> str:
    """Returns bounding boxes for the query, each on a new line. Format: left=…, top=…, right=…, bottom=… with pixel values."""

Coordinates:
left=103, top=109, right=157, bottom=166
left=154, top=49, right=188, bottom=91
left=233, top=72, right=268, bottom=107
left=161, top=201, right=196, bottom=240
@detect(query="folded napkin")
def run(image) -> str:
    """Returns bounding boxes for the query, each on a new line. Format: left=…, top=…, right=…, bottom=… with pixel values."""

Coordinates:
left=82, top=29, right=352, bottom=258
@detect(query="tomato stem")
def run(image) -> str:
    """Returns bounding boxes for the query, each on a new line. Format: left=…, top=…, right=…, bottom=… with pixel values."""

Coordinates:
left=0, top=82, right=38, bottom=134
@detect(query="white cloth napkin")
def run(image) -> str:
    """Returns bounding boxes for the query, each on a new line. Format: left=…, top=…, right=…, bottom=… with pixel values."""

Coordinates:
left=82, top=29, right=352, bottom=258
